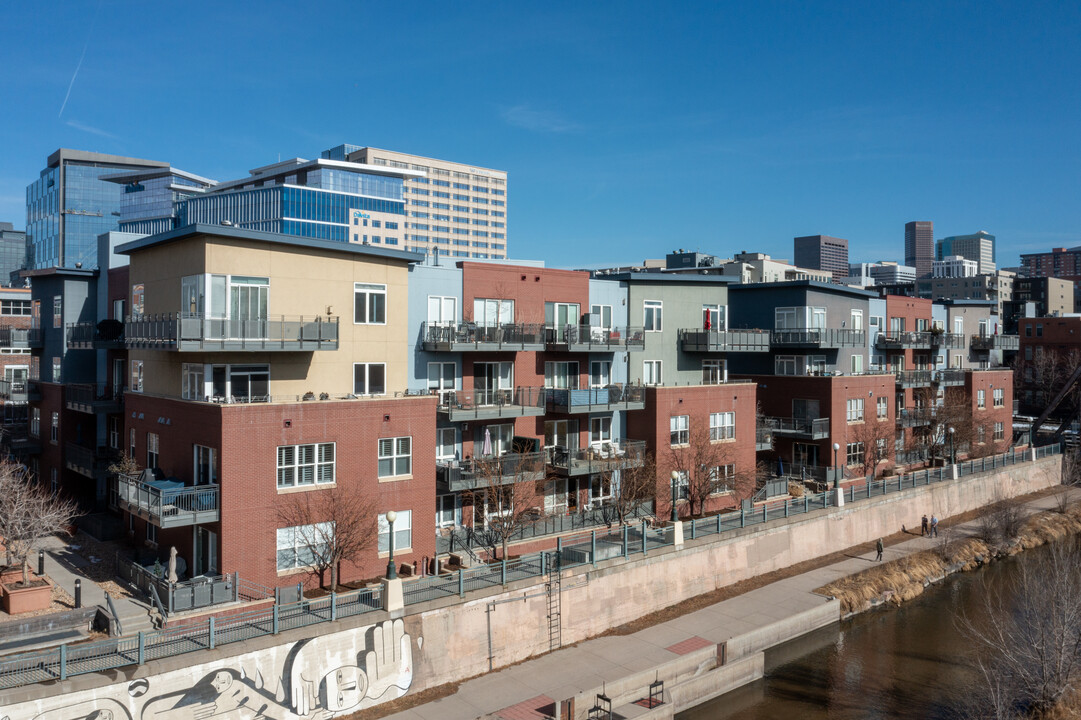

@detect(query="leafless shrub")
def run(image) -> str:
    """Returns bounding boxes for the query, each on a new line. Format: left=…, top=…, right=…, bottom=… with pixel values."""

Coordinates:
left=0, top=459, right=81, bottom=586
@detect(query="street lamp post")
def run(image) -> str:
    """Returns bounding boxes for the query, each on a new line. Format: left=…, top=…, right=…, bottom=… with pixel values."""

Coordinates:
left=949, top=427, right=955, bottom=465
left=385, top=510, right=398, bottom=580
left=670, top=470, right=680, bottom=522
left=832, top=442, right=841, bottom=489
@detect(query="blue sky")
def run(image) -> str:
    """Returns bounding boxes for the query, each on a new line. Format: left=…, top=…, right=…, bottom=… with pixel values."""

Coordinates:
left=2, top=1, right=1079, bottom=269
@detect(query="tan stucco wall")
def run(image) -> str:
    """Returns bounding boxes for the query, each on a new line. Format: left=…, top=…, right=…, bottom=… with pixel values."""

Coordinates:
left=128, top=235, right=412, bottom=398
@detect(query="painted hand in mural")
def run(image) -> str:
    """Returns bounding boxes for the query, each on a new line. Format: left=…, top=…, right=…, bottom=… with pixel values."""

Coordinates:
left=363, top=618, right=413, bottom=702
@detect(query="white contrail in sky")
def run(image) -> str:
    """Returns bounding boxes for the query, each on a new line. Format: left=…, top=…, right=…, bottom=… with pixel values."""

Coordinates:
left=58, top=1, right=102, bottom=119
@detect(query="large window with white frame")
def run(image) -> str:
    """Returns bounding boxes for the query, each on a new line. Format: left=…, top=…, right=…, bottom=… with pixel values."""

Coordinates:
left=644, top=300, right=662, bottom=332
left=710, top=411, right=735, bottom=441
left=851, top=354, right=863, bottom=374
left=194, top=445, right=217, bottom=485
left=994, top=422, right=1005, bottom=441
left=182, top=363, right=204, bottom=401
left=977, top=389, right=985, bottom=409
left=643, top=360, right=662, bottom=386
left=428, top=362, right=455, bottom=403
left=277, top=443, right=335, bottom=487
left=590, top=304, right=612, bottom=329
left=544, top=361, right=579, bottom=389
left=378, top=437, right=412, bottom=478
left=378, top=511, right=412, bottom=552
left=590, top=360, right=611, bottom=388
left=590, top=416, right=612, bottom=446
left=846, top=442, right=865, bottom=467
left=146, top=432, right=159, bottom=468
left=131, top=360, right=144, bottom=393
left=427, top=295, right=457, bottom=325
left=276, top=522, right=333, bottom=571
left=775, top=355, right=799, bottom=375
left=670, top=415, right=689, bottom=446
left=702, top=359, right=725, bottom=384
left=436, top=495, right=459, bottom=528
left=354, top=283, right=387, bottom=324
left=993, top=388, right=1004, bottom=407
left=473, top=298, right=513, bottom=327
left=702, top=304, right=724, bottom=330
left=436, top=427, right=457, bottom=462
left=877, top=396, right=888, bottom=419
left=847, top=398, right=864, bottom=422
left=354, top=363, right=386, bottom=396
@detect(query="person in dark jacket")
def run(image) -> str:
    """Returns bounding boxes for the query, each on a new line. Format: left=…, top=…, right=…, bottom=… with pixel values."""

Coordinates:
left=921, top=515, right=929, bottom=536
left=875, top=538, right=884, bottom=562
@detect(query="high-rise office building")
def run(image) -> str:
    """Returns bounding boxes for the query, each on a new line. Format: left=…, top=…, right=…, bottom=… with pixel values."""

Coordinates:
left=793, top=235, right=848, bottom=282
left=0, top=222, right=26, bottom=286
left=25, top=149, right=170, bottom=270
left=905, top=221, right=934, bottom=279
left=937, top=231, right=996, bottom=274
left=327, top=146, right=508, bottom=260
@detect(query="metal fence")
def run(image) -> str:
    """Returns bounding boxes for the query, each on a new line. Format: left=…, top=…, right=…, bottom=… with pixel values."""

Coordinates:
left=0, top=444, right=1060, bottom=691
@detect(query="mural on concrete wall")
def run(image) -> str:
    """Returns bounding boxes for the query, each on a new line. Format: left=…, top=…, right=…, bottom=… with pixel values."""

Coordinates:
left=3, top=618, right=418, bottom=720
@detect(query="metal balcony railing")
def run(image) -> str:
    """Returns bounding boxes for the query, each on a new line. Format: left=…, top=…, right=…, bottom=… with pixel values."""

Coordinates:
left=113, top=473, right=221, bottom=528
left=0, top=326, right=41, bottom=349
left=438, top=387, right=546, bottom=421
left=970, top=334, right=1020, bottom=351
left=895, top=370, right=933, bottom=387
left=770, top=328, right=865, bottom=348
left=436, top=451, right=546, bottom=492
left=762, top=416, right=831, bottom=440
left=876, top=331, right=965, bottom=350
left=545, top=325, right=645, bottom=352
left=898, top=408, right=934, bottom=427
left=546, top=439, right=647, bottom=477
left=546, top=384, right=646, bottom=413
left=755, top=426, right=774, bottom=451
left=66, top=322, right=124, bottom=349
left=678, top=328, right=771, bottom=352
left=64, top=443, right=116, bottom=479
left=421, top=322, right=545, bottom=351
left=125, top=314, right=339, bottom=351
left=66, top=383, right=123, bottom=413
left=0, top=379, right=28, bottom=404
left=937, top=368, right=966, bottom=386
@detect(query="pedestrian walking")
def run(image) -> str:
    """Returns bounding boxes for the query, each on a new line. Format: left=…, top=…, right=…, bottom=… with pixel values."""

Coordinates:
left=875, top=538, right=884, bottom=562
left=931, top=515, right=939, bottom=537
left=921, top=514, right=929, bottom=536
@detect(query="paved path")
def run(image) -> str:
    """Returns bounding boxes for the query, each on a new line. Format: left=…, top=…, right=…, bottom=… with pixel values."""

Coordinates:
left=385, top=488, right=1076, bottom=720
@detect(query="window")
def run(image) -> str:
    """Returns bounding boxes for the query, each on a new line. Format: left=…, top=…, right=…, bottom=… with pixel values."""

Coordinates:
left=436, top=427, right=457, bottom=462
left=977, top=425, right=986, bottom=444
left=52, top=357, right=61, bottom=383
left=702, top=359, right=725, bottom=384
left=428, top=362, right=455, bottom=402
left=877, top=397, right=888, bottom=419
left=993, top=388, right=1004, bottom=407
left=590, top=304, right=613, bottom=329
left=131, top=360, right=144, bottom=393
left=846, top=442, right=865, bottom=467
left=670, top=415, right=689, bottom=446
left=590, top=360, right=611, bottom=388
left=1025, top=324, right=1032, bottom=337
left=775, top=356, right=799, bottom=375
left=977, top=389, right=986, bottom=409
left=147, top=522, right=158, bottom=545
left=473, top=298, right=514, bottom=326
left=590, top=416, right=612, bottom=445
left=378, top=511, right=412, bottom=552
left=29, top=408, right=39, bottom=437
left=850, top=310, right=863, bottom=330
left=436, top=496, right=458, bottom=528
left=710, top=412, right=735, bottom=441
left=129, top=428, right=136, bottom=458
left=876, top=438, right=889, bottom=459
left=702, top=304, right=724, bottom=330
left=545, top=361, right=579, bottom=389
left=775, top=307, right=799, bottom=329
left=710, top=464, right=736, bottom=493
left=146, top=432, right=159, bottom=468
left=109, top=417, right=120, bottom=449
left=194, top=445, right=217, bottom=485
left=643, top=360, right=662, bottom=386
left=851, top=354, right=863, bottom=374
left=50, top=411, right=59, bottom=442
left=672, top=469, right=689, bottom=499
left=644, top=301, right=662, bottom=332
left=354, top=363, right=386, bottom=396
left=354, top=283, right=387, bottom=324
left=0, top=300, right=31, bottom=316
left=427, top=296, right=457, bottom=326
left=378, top=437, right=412, bottom=478
left=276, top=522, right=334, bottom=571
left=994, top=422, right=1005, bottom=441
left=182, top=363, right=204, bottom=401
left=847, top=398, right=864, bottom=422
left=277, top=443, right=335, bottom=487
left=53, top=296, right=62, bottom=328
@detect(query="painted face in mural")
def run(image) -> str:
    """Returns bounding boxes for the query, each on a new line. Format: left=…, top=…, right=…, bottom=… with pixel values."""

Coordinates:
left=210, top=671, right=233, bottom=695
left=320, top=666, right=368, bottom=712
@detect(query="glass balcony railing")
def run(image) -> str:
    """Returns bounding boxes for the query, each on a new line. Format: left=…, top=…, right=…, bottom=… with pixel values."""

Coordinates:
left=771, top=328, right=865, bottom=348
left=125, top=314, right=339, bottom=352
left=113, top=473, right=220, bottom=529
left=545, top=384, right=646, bottom=413
left=437, top=387, right=546, bottom=421
left=545, top=325, right=645, bottom=352
left=761, top=416, right=831, bottom=439
left=436, top=451, right=546, bottom=492
left=421, top=322, right=545, bottom=351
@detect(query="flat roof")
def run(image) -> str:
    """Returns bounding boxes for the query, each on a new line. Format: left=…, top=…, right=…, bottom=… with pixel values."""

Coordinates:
left=115, top=224, right=425, bottom=264
left=597, top=271, right=737, bottom=285
left=729, top=279, right=879, bottom=298
left=211, top=158, right=424, bottom=194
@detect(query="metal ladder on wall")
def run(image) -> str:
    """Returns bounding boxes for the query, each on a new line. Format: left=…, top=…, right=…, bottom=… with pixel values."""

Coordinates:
left=546, top=550, right=562, bottom=651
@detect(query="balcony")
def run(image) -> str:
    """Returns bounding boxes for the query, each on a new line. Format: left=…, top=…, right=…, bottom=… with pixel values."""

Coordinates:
left=421, top=322, right=545, bottom=352
left=546, top=325, right=645, bottom=352
left=770, top=328, right=865, bottom=349
left=438, top=387, right=545, bottom=421
left=66, top=322, right=124, bottom=350
left=64, top=443, right=118, bottom=479
left=678, top=328, right=771, bottom=353
left=546, top=384, right=646, bottom=413
left=896, top=370, right=933, bottom=388
left=26, top=380, right=41, bottom=402
left=970, top=334, right=1020, bottom=351
left=547, top=439, right=646, bottom=478
left=762, top=416, right=830, bottom=440
left=876, top=331, right=965, bottom=350
left=934, top=333, right=966, bottom=349
left=756, top=426, right=774, bottom=451
left=937, top=369, right=966, bottom=386
left=0, top=379, right=28, bottom=404
left=3, top=430, right=40, bottom=455
left=66, top=383, right=123, bottom=414
left=125, top=314, right=339, bottom=352
left=0, top=326, right=41, bottom=349
left=436, top=451, right=546, bottom=492
left=113, top=472, right=220, bottom=528
left=898, top=408, right=934, bottom=427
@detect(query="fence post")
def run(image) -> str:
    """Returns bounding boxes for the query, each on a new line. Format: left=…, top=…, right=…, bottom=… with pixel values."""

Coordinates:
left=501, top=557, right=507, bottom=584
left=458, top=569, right=465, bottom=598
left=622, top=525, right=628, bottom=557
left=717, top=513, right=722, bottom=533
left=331, top=592, right=337, bottom=621
left=208, top=616, right=215, bottom=650
left=741, top=507, right=745, bottom=528
left=591, top=531, right=597, bottom=566
left=541, top=551, right=547, bottom=576
left=59, top=643, right=67, bottom=681
left=233, top=571, right=239, bottom=603
left=763, top=504, right=768, bottom=523
left=273, top=603, right=280, bottom=634
left=641, top=520, right=648, bottom=555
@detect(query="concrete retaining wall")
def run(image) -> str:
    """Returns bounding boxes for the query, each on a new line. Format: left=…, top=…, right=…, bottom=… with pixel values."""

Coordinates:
left=1, top=455, right=1060, bottom=720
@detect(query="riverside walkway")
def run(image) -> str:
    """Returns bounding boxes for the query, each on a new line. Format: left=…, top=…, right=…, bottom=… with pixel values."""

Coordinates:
left=383, top=487, right=1076, bottom=720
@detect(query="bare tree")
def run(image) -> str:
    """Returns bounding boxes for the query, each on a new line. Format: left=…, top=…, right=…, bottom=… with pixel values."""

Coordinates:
left=600, top=451, right=657, bottom=527
left=977, top=494, right=1025, bottom=548
left=0, top=459, right=80, bottom=586
left=957, top=540, right=1081, bottom=719
left=850, top=417, right=895, bottom=479
left=107, top=452, right=140, bottom=478
left=667, top=424, right=745, bottom=518
left=276, top=485, right=377, bottom=592
left=465, top=452, right=544, bottom=562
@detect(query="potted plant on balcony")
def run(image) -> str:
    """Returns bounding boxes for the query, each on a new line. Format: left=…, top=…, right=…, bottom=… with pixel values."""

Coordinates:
left=0, top=459, right=80, bottom=614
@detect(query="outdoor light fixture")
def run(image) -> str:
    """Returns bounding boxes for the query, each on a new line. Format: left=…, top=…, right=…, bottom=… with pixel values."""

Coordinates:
left=949, top=426, right=956, bottom=465
left=385, top=510, right=398, bottom=580
left=833, top=442, right=841, bottom=489
left=670, top=470, right=680, bottom=522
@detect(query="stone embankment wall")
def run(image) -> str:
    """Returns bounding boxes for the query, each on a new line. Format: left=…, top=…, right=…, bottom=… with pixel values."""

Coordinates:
left=2, top=455, right=1060, bottom=720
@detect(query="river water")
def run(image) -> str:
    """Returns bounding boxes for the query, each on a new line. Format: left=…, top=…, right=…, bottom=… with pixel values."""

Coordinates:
left=680, top=548, right=1039, bottom=720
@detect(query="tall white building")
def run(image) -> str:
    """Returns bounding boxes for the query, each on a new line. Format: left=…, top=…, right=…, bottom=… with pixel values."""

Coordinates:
left=933, top=255, right=979, bottom=278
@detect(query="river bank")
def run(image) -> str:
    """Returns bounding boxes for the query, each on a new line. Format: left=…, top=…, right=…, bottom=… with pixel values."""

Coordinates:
left=815, top=495, right=1081, bottom=616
